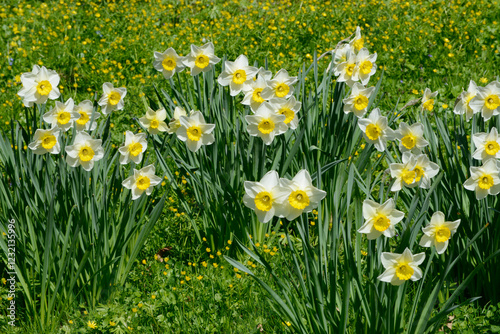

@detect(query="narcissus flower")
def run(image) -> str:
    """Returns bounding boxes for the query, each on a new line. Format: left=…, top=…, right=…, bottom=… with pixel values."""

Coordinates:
left=243, top=170, right=289, bottom=223
left=166, top=107, right=187, bottom=134
left=269, top=97, right=301, bottom=130
left=65, top=131, right=104, bottom=171
left=357, top=199, right=404, bottom=239
left=350, top=26, right=364, bottom=52
left=472, top=127, right=500, bottom=161
left=17, top=65, right=60, bottom=107
left=245, top=102, right=287, bottom=145
left=153, top=47, right=185, bottom=79
left=378, top=248, right=425, bottom=286
left=333, top=49, right=357, bottom=87
left=358, top=108, right=395, bottom=151
left=118, top=131, right=148, bottom=165
left=217, top=54, right=258, bottom=96
left=419, top=211, right=460, bottom=254
left=389, top=153, right=417, bottom=192
left=261, top=69, right=298, bottom=100
left=28, top=127, right=61, bottom=155
left=410, top=153, right=440, bottom=189
left=421, top=88, right=438, bottom=111
left=139, top=107, right=169, bottom=135
left=122, top=165, right=162, bottom=200
left=43, top=98, right=79, bottom=132
left=343, top=83, right=374, bottom=118
left=469, top=81, right=500, bottom=121
left=352, top=48, right=377, bottom=85
left=182, top=42, right=221, bottom=76
left=464, top=159, right=500, bottom=200
left=98, top=82, right=127, bottom=115
left=175, top=111, right=215, bottom=152
left=74, top=100, right=100, bottom=132
left=241, top=76, right=269, bottom=112
left=453, top=80, right=478, bottom=121
left=395, top=122, right=429, bottom=154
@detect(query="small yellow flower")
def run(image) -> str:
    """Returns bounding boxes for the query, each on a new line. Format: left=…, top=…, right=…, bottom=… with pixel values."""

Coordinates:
left=87, top=320, right=97, bottom=329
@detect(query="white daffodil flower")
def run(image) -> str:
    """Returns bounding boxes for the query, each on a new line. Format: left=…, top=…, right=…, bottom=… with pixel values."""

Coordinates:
left=269, top=97, right=301, bottom=130
left=343, top=83, right=375, bottom=118
left=217, top=54, right=258, bottom=96
left=261, top=69, right=298, bottom=100
left=378, top=248, right=425, bottom=286
left=182, top=42, right=221, bottom=76
left=139, top=107, right=169, bottom=135
left=352, top=48, right=377, bottom=86
left=166, top=106, right=187, bottom=134
left=410, top=153, right=440, bottom=189
left=453, top=80, right=478, bottom=121
left=28, top=127, right=61, bottom=155
left=333, top=43, right=354, bottom=68
left=65, top=131, right=104, bottom=171
left=421, top=88, right=438, bottom=112
left=472, top=127, right=500, bottom=161
left=395, top=122, right=429, bottom=154
left=98, top=82, right=127, bottom=115
left=153, top=47, right=186, bottom=79
left=43, top=98, right=79, bottom=132
left=122, top=164, right=162, bottom=200
left=357, top=199, right=404, bottom=240
left=469, top=81, right=500, bottom=121
left=241, top=76, right=269, bottom=112
left=243, top=170, right=289, bottom=223
left=349, top=26, right=364, bottom=52
left=245, top=102, right=287, bottom=145
left=419, top=211, right=460, bottom=254
left=255, top=67, right=273, bottom=81
left=118, top=131, right=148, bottom=165
left=74, top=100, right=100, bottom=132
left=175, top=111, right=215, bottom=152
left=389, top=153, right=418, bottom=192
left=358, top=108, right=395, bottom=151
left=17, top=65, right=60, bottom=107
left=277, top=170, right=326, bottom=221
left=334, top=49, right=357, bottom=87
left=464, top=159, right=500, bottom=200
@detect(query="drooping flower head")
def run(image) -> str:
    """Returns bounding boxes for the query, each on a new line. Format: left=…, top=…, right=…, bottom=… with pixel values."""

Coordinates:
left=28, top=127, right=62, bottom=155
left=139, top=107, right=169, bottom=135
left=175, top=111, right=215, bottom=152
left=118, top=131, right=148, bottom=165
left=357, top=199, right=404, bottom=239
left=153, top=47, right=186, bottom=79
left=98, top=82, right=127, bottom=115
left=65, top=131, right=104, bottom=171
left=17, top=65, right=60, bottom=107
left=349, top=26, right=364, bottom=52
left=245, top=102, right=287, bottom=145
left=378, top=248, right=425, bottom=286
left=182, top=42, right=221, bottom=76
left=122, top=165, right=162, bottom=200
left=217, top=54, right=258, bottom=96
left=166, top=107, right=188, bottom=134
left=453, top=80, right=478, bottom=121
left=419, top=212, right=460, bottom=254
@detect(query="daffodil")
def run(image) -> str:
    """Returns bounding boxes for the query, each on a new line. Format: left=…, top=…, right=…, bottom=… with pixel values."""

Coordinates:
left=357, top=199, right=404, bottom=239
left=153, top=47, right=186, bottom=79
left=122, top=164, right=162, bottom=200
left=277, top=170, right=326, bottom=221
left=389, top=153, right=418, bottom=192
left=245, top=102, right=287, bottom=145
left=472, top=127, right=500, bottom=161
left=241, top=76, right=269, bottom=112
left=217, top=54, right=258, bottom=96
left=269, top=96, right=301, bottom=130
left=175, top=111, right=215, bottom=152
left=453, top=80, right=478, bottom=121
left=139, top=107, right=169, bottom=134
left=118, top=131, right=148, bottom=165
left=358, top=108, right=395, bottom=151
left=352, top=48, right=377, bottom=86
left=42, top=98, right=79, bottom=132
left=464, top=159, right=500, bottom=200
left=349, top=26, right=364, bottom=52
left=243, top=170, right=289, bottom=223
left=332, top=43, right=354, bottom=68
left=469, top=81, right=500, bottom=121
left=182, top=42, right=221, bottom=76
left=343, top=83, right=374, bottom=118
left=410, top=153, right=440, bottom=189
left=419, top=211, right=460, bottom=254
left=17, top=65, right=60, bottom=107
left=28, top=127, right=61, bottom=155
left=74, top=100, right=100, bottom=132
left=255, top=67, right=273, bottom=81
left=166, top=107, right=187, bottom=134
left=421, top=88, right=438, bottom=111
left=65, top=131, right=104, bottom=171
left=378, top=248, right=425, bottom=286
left=261, top=69, right=298, bottom=100
left=98, top=82, right=127, bottom=115
left=395, top=122, right=429, bottom=154
left=333, top=49, right=357, bottom=87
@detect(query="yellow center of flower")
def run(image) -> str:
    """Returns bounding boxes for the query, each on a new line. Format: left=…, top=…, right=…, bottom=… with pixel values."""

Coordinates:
left=252, top=88, right=265, bottom=103
left=57, top=111, right=71, bottom=125
left=435, top=226, right=451, bottom=243
left=413, top=165, right=424, bottom=182
left=346, top=63, right=355, bottom=76
left=195, top=54, right=210, bottom=69
left=78, top=145, right=95, bottom=162
left=76, top=111, right=89, bottom=125
left=478, top=174, right=494, bottom=190
left=162, top=57, right=176, bottom=71
left=128, top=142, right=143, bottom=157
left=372, top=214, right=390, bottom=232
left=353, top=38, right=364, bottom=51
left=279, top=107, right=295, bottom=124
left=36, top=80, right=52, bottom=96
left=275, top=83, right=290, bottom=98
left=232, top=69, right=247, bottom=85
left=402, top=169, right=416, bottom=185
left=288, top=190, right=310, bottom=210
left=395, top=263, right=414, bottom=281
left=41, top=134, right=57, bottom=150
left=150, top=119, right=159, bottom=129
left=401, top=134, right=416, bottom=150
left=136, top=175, right=151, bottom=191
left=108, top=91, right=121, bottom=106
left=485, top=141, right=500, bottom=156
left=360, top=60, right=372, bottom=75
left=354, top=95, right=369, bottom=110
left=258, top=118, right=275, bottom=134
left=187, top=125, right=202, bottom=141
left=485, top=94, right=500, bottom=110
left=423, top=99, right=434, bottom=111
left=465, top=94, right=475, bottom=108
left=365, top=123, right=381, bottom=140
left=254, top=191, right=273, bottom=211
